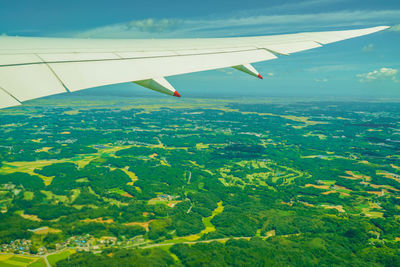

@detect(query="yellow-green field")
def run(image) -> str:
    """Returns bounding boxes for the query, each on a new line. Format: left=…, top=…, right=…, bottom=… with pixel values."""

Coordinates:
left=47, top=249, right=76, bottom=266
left=201, top=201, right=224, bottom=235
left=0, top=254, right=44, bottom=267
left=0, top=145, right=133, bottom=186
left=219, top=160, right=308, bottom=189
left=159, top=201, right=224, bottom=244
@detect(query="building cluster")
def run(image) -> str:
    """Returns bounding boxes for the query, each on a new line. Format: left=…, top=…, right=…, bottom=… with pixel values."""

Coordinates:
left=158, top=194, right=177, bottom=201
left=0, top=239, right=31, bottom=254
left=0, top=234, right=146, bottom=256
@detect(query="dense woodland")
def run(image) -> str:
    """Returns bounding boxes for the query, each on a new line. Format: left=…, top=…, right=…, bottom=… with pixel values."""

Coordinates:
left=0, top=98, right=400, bottom=266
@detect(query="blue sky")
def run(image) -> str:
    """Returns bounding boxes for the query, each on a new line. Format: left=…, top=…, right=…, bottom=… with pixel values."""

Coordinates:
left=1, top=0, right=399, bottom=98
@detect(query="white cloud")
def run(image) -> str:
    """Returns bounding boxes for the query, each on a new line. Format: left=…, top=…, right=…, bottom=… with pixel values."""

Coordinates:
left=70, top=9, right=400, bottom=38
left=127, top=18, right=181, bottom=33
left=362, top=44, right=374, bottom=52
left=315, top=78, right=329, bottom=83
left=306, top=64, right=359, bottom=73
left=217, top=68, right=234, bottom=75
left=233, top=0, right=348, bottom=17
left=357, top=68, right=398, bottom=83
left=389, top=24, right=400, bottom=32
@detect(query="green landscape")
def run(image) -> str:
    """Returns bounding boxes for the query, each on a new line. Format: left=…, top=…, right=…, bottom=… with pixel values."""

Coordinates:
left=0, top=96, right=400, bottom=266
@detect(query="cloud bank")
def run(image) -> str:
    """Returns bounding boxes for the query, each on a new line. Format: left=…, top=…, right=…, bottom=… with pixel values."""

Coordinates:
left=389, top=24, right=400, bottom=32
left=357, top=68, right=398, bottom=83
left=70, top=9, right=400, bottom=38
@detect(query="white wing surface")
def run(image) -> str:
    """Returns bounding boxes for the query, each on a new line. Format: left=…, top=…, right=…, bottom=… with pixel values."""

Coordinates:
left=0, top=26, right=389, bottom=109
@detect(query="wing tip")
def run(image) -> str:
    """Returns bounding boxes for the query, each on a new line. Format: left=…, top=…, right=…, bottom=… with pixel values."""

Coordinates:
left=375, top=26, right=391, bottom=32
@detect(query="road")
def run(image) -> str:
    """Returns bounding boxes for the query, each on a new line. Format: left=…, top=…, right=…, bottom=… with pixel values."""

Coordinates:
left=44, top=255, right=51, bottom=267
left=141, top=232, right=276, bottom=249
left=43, top=248, right=70, bottom=267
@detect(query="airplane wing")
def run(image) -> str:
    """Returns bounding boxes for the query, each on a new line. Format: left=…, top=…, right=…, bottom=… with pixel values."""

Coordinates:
left=0, top=26, right=389, bottom=109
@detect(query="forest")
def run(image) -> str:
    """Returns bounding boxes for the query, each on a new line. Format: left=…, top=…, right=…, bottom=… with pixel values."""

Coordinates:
left=0, top=97, right=399, bottom=266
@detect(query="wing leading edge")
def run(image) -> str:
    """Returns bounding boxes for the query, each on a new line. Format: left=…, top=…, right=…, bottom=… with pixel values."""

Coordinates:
left=0, top=26, right=390, bottom=109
